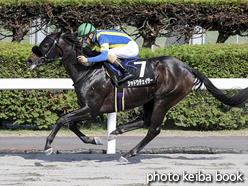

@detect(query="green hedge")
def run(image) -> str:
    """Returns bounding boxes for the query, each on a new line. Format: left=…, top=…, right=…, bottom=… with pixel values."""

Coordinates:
left=1, top=42, right=248, bottom=130
left=140, top=43, right=248, bottom=78
left=1, top=0, right=248, bottom=8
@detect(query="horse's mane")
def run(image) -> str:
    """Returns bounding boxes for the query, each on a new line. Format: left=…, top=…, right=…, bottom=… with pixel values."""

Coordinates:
left=61, top=33, right=100, bottom=57
left=61, top=33, right=81, bottom=51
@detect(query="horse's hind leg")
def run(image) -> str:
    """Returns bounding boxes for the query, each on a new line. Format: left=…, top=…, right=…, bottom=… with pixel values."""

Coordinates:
left=120, top=94, right=189, bottom=162
left=108, top=121, right=146, bottom=141
left=120, top=104, right=167, bottom=162
left=108, top=100, right=154, bottom=141
left=69, top=121, right=103, bottom=145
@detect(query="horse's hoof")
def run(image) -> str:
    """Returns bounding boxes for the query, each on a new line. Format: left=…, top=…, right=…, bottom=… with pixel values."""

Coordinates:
left=108, top=134, right=117, bottom=141
left=44, top=148, right=53, bottom=156
left=118, top=156, right=129, bottom=163
left=94, top=137, right=103, bottom=145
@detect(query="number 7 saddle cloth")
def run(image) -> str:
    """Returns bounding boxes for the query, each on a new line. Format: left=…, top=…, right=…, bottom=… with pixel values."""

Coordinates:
left=103, top=57, right=155, bottom=88
left=103, top=57, right=155, bottom=112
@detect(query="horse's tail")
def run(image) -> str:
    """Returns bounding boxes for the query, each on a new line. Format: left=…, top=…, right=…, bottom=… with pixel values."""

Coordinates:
left=191, top=68, right=248, bottom=107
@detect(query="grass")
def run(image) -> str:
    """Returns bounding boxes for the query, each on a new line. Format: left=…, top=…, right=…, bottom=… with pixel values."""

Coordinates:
left=0, top=127, right=247, bottom=137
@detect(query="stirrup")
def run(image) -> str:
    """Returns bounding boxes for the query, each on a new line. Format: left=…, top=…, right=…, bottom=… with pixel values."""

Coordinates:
left=118, top=73, right=134, bottom=83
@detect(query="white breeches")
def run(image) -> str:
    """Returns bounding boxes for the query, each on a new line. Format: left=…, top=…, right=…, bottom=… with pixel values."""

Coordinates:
left=108, top=41, right=139, bottom=59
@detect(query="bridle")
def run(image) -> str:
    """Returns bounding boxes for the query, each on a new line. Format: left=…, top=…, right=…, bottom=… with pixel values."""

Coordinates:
left=31, top=34, right=94, bottom=86
left=31, top=35, right=75, bottom=67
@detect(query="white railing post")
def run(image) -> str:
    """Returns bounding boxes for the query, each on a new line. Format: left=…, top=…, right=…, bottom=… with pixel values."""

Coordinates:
left=107, top=112, right=116, bottom=154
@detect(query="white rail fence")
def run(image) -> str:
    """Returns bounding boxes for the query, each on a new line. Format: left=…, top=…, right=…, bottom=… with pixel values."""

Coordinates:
left=1, top=78, right=248, bottom=154
left=1, top=78, right=248, bottom=90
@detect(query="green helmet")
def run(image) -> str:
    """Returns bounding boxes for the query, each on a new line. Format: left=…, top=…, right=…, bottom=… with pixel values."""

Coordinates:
left=78, top=23, right=96, bottom=38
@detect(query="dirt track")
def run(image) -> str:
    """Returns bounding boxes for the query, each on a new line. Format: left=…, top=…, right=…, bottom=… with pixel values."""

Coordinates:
left=0, top=153, right=247, bottom=186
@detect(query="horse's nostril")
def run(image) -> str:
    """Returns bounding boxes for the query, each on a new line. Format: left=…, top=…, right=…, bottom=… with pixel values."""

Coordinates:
left=25, top=58, right=31, bottom=63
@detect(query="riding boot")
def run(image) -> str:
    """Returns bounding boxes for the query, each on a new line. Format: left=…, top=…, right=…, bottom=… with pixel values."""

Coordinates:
left=112, top=58, right=134, bottom=84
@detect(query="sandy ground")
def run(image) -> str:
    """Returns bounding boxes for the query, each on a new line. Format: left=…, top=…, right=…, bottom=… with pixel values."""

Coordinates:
left=0, top=153, right=247, bottom=186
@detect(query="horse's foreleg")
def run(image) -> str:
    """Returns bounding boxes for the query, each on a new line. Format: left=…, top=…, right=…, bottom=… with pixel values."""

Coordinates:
left=44, top=116, right=66, bottom=155
left=69, top=122, right=103, bottom=145
left=44, top=107, right=100, bottom=155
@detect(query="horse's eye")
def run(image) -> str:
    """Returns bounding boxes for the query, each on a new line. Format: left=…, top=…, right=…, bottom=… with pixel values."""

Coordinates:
left=44, top=43, right=50, bottom=48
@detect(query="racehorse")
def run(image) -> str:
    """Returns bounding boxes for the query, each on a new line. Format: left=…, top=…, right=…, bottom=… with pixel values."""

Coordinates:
left=25, top=31, right=248, bottom=162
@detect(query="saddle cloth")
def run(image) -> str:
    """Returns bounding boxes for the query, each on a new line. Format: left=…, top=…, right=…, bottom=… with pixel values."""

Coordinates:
left=104, top=58, right=155, bottom=112
left=103, top=58, right=155, bottom=87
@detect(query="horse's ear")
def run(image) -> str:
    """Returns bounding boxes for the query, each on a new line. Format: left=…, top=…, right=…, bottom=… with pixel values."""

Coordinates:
left=51, top=29, right=62, bottom=37
left=57, top=31, right=62, bottom=37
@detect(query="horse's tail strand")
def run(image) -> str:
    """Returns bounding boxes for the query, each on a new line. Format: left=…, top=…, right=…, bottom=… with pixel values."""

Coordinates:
left=191, top=68, right=248, bottom=107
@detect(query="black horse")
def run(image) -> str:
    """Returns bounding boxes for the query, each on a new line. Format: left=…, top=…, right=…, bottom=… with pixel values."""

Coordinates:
left=25, top=31, right=248, bottom=162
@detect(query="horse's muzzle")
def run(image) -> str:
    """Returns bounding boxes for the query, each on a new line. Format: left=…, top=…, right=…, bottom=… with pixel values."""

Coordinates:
left=29, top=63, right=37, bottom=70
left=25, top=58, right=33, bottom=69
left=25, top=58, right=44, bottom=70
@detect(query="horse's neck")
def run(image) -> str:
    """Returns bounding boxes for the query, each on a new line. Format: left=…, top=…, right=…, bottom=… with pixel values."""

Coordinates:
left=62, top=56, right=82, bottom=83
left=63, top=57, right=101, bottom=84
left=59, top=39, right=101, bottom=83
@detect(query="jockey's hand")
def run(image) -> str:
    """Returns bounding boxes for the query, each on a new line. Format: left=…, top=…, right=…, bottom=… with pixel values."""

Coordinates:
left=77, top=56, right=88, bottom=64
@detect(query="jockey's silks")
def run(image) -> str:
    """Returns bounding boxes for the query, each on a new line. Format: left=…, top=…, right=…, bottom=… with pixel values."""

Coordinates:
left=85, top=30, right=134, bottom=63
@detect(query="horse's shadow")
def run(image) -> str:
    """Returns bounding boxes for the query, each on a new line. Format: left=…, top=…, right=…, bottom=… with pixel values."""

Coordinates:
left=118, top=154, right=221, bottom=164
left=0, top=153, right=222, bottom=165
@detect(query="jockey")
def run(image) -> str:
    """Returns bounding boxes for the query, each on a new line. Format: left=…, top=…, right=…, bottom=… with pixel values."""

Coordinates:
left=77, top=23, right=139, bottom=83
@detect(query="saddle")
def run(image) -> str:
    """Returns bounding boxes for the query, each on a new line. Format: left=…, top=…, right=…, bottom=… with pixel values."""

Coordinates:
left=103, top=58, right=155, bottom=112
